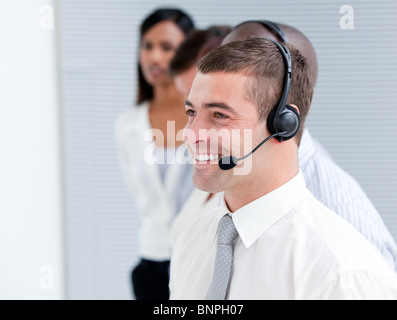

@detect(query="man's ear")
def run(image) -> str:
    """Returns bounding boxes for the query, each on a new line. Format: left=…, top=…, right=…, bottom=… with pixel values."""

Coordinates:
left=289, top=104, right=300, bottom=115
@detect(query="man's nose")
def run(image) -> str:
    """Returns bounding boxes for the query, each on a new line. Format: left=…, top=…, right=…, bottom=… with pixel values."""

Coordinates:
left=183, top=115, right=210, bottom=145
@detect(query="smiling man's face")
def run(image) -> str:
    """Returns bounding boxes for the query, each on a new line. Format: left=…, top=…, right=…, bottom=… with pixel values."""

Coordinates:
left=183, top=71, right=270, bottom=193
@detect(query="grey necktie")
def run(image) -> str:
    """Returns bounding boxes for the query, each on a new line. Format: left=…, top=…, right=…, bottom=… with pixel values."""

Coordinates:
left=206, top=214, right=239, bottom=300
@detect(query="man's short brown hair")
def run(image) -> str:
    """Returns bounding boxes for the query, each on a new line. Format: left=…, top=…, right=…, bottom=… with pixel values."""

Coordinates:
left=197, top=37, right=313, bottom=144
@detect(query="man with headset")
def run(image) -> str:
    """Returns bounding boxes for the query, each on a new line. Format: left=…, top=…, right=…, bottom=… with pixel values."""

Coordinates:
left=168, top=20, right=397, bottom=272
left=169, top=37, right=397, bottom=299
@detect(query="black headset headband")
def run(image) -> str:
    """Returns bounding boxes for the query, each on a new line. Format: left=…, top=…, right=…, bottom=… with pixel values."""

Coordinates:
left=234, top=20, right=287, bottom=43
left=267, top=39, right=292, bottom=127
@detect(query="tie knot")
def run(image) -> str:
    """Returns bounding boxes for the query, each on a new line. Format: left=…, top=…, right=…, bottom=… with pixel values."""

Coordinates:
left=217, top=215, right=238, bottom=245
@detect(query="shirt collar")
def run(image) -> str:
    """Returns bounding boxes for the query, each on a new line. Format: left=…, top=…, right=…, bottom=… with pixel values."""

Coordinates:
left=227, top=170, right=307, bottom=248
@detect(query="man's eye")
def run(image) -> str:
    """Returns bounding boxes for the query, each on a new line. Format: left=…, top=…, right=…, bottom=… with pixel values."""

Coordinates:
left=214, top=112, right=228, bottom=119
left=185, top=109, right=196, bottom=117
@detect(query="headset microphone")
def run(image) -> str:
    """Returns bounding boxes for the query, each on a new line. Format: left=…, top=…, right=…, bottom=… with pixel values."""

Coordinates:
left=218, top=156, right=238, bottom=171
left=218, top=132, right=285, bottom=170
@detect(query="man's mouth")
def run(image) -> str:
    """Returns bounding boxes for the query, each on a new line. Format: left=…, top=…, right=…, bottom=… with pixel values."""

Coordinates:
left=194, top=153, right=223, bottom=164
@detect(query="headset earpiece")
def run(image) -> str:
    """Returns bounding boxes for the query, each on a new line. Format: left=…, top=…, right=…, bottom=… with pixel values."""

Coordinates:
left=267, top=104, right=300, bottom=142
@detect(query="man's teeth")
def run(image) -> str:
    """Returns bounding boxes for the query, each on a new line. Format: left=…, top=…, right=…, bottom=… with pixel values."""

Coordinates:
left=196, top=154, right=220, bottom=161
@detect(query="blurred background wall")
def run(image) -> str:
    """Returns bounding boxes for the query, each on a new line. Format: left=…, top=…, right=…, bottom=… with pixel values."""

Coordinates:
left=0, top=0, right=65, bottom=299
left=1, top=0, right=396, bottom=299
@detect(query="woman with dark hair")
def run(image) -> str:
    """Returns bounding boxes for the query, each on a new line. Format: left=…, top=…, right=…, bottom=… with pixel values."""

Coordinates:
left=116, top=8, right=195, bottom=300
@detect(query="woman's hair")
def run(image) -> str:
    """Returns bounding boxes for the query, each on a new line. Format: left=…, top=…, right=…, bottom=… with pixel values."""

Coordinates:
left=169, top=25, right=232, bottom=76
left=137, top=8, right=195, bottom=105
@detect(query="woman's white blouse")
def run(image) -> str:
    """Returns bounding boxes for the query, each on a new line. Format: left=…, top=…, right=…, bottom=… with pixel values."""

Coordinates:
left=116, top=102, right=194, bottom=261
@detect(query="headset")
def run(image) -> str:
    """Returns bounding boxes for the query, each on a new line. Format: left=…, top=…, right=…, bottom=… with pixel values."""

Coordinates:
left=244, top=20, right=300, bottom=142
left=236, top=20, right=287, bottom=42
left=218, top=20, right=300, bottom=170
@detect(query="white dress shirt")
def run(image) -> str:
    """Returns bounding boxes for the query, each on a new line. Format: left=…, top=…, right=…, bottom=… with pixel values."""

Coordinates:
left=116, top=103, right=194, bottom=261
left=169, top=128, right=397, bottom=270
left=169, top=190, right=222, bottom=249
left=170, top=171, right=397, bottom=299
left=299, top=129, right=397, bottom=270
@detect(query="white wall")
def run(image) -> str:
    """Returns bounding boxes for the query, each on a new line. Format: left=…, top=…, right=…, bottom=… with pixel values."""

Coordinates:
left=0, top=0, right=65, bottom=299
